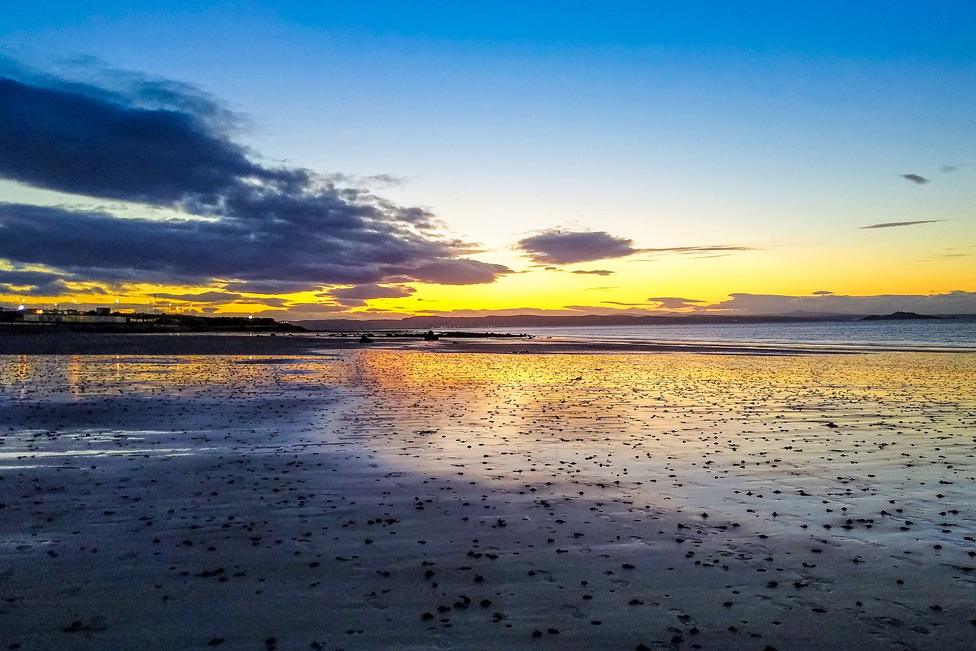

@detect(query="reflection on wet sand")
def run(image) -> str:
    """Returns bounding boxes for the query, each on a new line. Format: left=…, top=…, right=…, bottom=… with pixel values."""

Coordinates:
left=0, top=351, right=974, bottom=650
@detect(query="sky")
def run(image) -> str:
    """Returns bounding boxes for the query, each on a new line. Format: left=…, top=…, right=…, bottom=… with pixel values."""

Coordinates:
left=0, top=1, right=974, bottom=318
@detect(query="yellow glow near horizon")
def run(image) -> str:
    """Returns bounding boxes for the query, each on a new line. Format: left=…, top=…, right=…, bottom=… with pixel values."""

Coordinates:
left=1, top=238, right=973, bottom=317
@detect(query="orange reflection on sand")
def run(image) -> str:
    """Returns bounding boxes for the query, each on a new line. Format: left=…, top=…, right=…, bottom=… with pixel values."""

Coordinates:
left=351, top=349, right=976, bottom=413
left=335, top=351, right=976, bottom=508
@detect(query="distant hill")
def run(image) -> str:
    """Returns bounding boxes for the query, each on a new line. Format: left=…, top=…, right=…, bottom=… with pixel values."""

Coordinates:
left=860, top=311, right=944, bottom=321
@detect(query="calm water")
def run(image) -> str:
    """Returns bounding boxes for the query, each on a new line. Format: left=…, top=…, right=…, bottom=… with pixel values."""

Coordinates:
left=456, top=318, right=976, bottom=351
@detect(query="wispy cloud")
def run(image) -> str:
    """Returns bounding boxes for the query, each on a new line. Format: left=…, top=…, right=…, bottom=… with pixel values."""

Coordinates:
left=541, top=266, right=615, bottom=276
left=646, top=296, right=705, bottom=309
left=701, top=290, right=976, bottom=315
left=643, top=245, right=756, bottom=255
left=321, top=172, right=409, bottom=188
left=598, top=296, right=704, bottom=309
left=232, top=289, right=976, bottom=320
left=901, top=173, right=930, bottom=185
left=919, top=245, right=975, bottom=262
left=859, top=220, right=945, bottom=230
left=571, top=269, right=614, bottom=276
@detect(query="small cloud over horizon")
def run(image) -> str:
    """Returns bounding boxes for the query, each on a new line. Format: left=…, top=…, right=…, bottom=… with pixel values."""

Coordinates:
left=571, top=269, right=615, bottom=276
left=646, top=296, right=705, bottom=309
left=515, top=230, right=638, bottom=264
left=901, top=173, right=930, bottom=185
left=859, top=220, right=945, bottom=230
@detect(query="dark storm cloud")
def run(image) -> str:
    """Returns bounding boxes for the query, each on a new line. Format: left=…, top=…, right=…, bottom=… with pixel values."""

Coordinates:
left=859, top=220, right=945, bottom=230
left=900, top=173, right=929, bottom=185
left=0, top=269, right=63, bottom=287
left=516, top=230, right=638, bottom=264
left=242, top=296, right=291, bottom=308
left=0, top=202, right=507, bottom=289
left=0, top=76, right=302, bottom=205
left=328, top=284, right=416, bottom=301
left=153, top=291, right=244, bottom=303
left=0, top=269, right=71, bottom=296
left=390, top=259, right=513, bottom=285
left=0, top=63, right=510, bottom=292
left=223, top=280, right=320, bottom=295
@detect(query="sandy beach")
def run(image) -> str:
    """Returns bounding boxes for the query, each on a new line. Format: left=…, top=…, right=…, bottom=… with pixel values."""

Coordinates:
left=3, top=4, right=975, bottom=649
left=1, top=347, right=974, bottom=650
left=3, top=331, right=970, bottom=357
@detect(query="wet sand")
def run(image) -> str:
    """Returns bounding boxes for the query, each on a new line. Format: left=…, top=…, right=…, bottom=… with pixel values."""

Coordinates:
left=1, top=350, right=974, bottom=650
left=5, top=331, right=971, bottom=356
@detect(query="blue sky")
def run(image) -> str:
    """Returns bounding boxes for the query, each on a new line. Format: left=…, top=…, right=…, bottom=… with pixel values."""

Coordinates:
left=0, top=2, right=974, bottom=314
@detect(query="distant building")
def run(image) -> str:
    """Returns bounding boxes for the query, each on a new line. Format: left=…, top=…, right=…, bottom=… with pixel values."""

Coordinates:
left=22, top=310, right=127, bottom=324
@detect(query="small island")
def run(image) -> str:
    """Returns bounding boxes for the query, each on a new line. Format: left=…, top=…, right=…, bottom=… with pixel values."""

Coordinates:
left=860, top=311, right=944, bottom=321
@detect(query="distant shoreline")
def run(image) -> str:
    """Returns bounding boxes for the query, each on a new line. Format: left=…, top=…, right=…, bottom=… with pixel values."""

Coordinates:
left=0, top=331, right=973, bottom=356
left=293, top=312, right=975, bottom=331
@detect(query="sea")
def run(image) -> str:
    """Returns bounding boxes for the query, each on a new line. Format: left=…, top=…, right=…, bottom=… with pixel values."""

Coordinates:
left=446, top=317, right=976, bottom=352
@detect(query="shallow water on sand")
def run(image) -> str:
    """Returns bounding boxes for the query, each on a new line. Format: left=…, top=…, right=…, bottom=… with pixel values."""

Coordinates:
left=0, top=351, right=974, bottom=650
left=459, top=318, right=976, bottom=351
left=335, top=351, right=976, bottom=534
